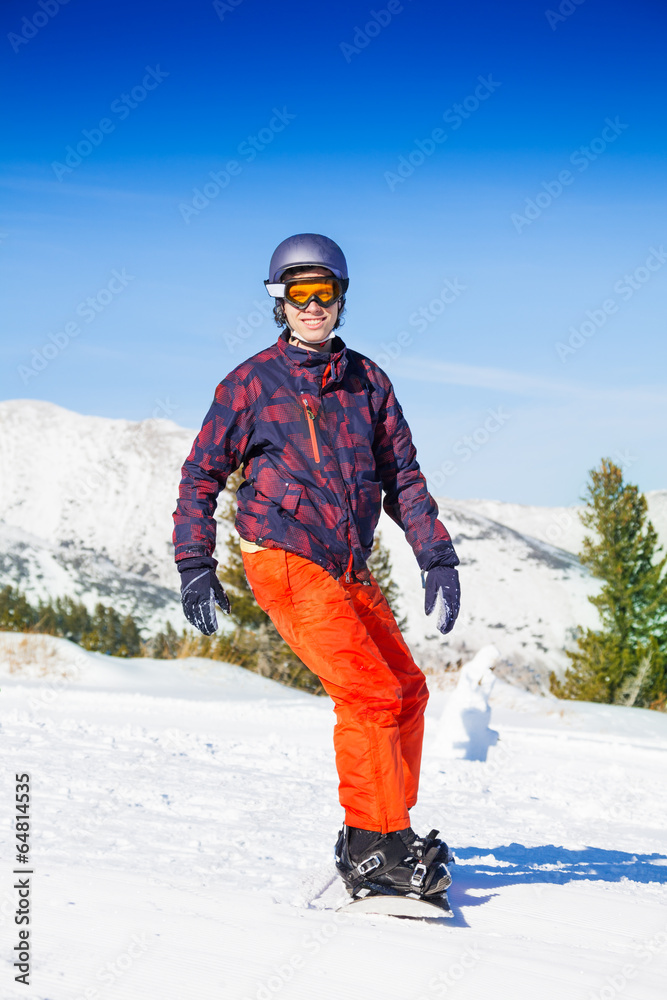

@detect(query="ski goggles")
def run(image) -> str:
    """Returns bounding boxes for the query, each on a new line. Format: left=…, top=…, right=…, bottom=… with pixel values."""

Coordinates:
left=265, top=275, right=349, bottom=309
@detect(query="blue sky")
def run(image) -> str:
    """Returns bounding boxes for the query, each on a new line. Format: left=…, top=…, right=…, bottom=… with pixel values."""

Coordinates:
left=2, top=0, right=666, bottom=505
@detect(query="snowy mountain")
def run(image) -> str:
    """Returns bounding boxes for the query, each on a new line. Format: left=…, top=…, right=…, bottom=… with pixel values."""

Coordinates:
left=461, top=491, right=667, bottom=558
left=1, top=633, right=666, bottom=1000
left=2, top=398, right=661, bottom=682
left=0, top=521, right=183, bottom=634
left=377, top=502, right=598, bottom=685
left=0, top=399, right=191, bottom=632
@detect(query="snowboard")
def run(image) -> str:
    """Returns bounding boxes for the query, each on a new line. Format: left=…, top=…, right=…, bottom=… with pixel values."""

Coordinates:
left=338, top=891, right=453, bottom=919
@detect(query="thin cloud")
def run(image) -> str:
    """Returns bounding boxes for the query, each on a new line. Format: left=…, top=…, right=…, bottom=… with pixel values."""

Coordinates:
left=397, top=357, right=666, bottom=406
left=0, top=174, right=167, bottom=204
left=397, top=358, right=568, bottom=395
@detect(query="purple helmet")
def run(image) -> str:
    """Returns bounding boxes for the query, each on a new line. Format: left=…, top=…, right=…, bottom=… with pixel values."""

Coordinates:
left=267, top=233, right=349, bottom=284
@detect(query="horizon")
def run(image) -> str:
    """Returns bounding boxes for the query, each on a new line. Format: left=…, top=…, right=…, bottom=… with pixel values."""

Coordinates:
left=2, top=394, right=665, bottom=513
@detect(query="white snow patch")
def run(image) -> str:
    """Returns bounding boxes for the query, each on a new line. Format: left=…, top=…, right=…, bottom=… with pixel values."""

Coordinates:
left=1, top=633, right=667, bottom=999
left=431, top=645, right=500, bottom=761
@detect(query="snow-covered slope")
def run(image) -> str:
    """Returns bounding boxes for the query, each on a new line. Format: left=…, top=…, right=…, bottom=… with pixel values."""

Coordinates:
left=1, top=634, right=666, bottom=1000
left=380, top=502, right=599, bottom=684
left=0, top=522, right=183, bottom=633
left=1, top=398, right=659, bottom=680
left=460, top=491, right=667, bottom=556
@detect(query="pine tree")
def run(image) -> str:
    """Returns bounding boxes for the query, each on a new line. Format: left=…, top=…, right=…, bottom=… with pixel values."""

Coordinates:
left=217, top=470, right=269, bottom=632
left=147, top=621, right=183, bottom=659
left=0, top=585, right=145, bottom=658
left=368, top=531, right=408, bottom=630
left=118, top=614, right=142, bottom=657
left=551, top=459, right=667, bottom=707
left=56, top=596, right=93, bottom=644
left=0, top=586, right=39, bottom=631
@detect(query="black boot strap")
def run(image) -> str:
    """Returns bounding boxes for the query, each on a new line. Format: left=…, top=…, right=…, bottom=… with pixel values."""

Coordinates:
left=354, top=834, right=413, bottom=881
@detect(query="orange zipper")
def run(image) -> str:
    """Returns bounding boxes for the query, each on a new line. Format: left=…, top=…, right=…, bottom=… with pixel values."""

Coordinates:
left=306, top=369, right=353, bottom=580
left=302, top=398, right=321, bottom=464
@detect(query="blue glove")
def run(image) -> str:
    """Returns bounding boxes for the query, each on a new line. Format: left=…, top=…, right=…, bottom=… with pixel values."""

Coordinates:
left=178, top=557, right=231, bottom=635
left=424, top=565, right=460, bottom=635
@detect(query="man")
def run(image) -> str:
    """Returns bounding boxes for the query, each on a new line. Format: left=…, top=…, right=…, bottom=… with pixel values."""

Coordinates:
left=173, top=233, right=460, bottom=905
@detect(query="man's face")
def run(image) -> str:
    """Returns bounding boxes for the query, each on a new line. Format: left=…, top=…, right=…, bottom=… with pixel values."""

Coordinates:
left=282, top=267, right=340, bottom=344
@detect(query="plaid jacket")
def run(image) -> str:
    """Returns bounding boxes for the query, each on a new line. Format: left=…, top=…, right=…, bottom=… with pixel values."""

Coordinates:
left=173, top=332, right=458, bottom=580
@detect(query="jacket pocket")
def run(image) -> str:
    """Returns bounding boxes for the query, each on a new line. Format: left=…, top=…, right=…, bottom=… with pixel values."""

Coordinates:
left=249, top=478, right=303, bottom=521
left=278, top=481, right=302, bottom=516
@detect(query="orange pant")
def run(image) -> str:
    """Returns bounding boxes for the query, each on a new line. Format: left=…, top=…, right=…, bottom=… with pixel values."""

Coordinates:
left=242, top=547, right=429, bottom=833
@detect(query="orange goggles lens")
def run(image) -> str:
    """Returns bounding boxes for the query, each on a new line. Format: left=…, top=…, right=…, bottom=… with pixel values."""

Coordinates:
left=284, top=278, right=343, bottom=308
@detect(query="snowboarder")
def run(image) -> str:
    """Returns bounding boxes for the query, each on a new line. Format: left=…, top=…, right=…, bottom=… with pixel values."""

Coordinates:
left=173, top=233, right=460, bottom=909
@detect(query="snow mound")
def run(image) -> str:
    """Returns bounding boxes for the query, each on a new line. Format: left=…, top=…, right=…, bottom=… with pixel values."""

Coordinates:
left=432, top=644, right=500, bottom=760
left=1, top=637, right=667, bottom=999
left=0, top=631, right=309, bottom=702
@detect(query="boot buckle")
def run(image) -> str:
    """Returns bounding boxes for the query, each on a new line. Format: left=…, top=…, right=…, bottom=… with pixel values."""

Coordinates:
left=357, top=854, right=382, bottom=876
left=410, top=862, right=428, bottom=888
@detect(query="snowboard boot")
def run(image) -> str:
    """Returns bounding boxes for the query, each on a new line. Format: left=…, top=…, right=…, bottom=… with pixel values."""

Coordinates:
left=334, top=825, right=452, bottom=901
left=400, top=827, right=453, bottom=865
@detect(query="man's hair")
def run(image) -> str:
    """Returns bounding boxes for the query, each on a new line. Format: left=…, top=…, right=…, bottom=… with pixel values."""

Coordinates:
left=272, top=265, right=346, bottom=331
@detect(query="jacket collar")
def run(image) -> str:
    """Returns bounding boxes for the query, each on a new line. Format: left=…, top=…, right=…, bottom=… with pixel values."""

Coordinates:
left=277, top=330, right=348, bottom=383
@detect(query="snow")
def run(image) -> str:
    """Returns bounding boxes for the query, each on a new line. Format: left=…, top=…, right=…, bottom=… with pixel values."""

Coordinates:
left=0, top=399, right=190, bottom=633
left=459, top=491, right=667, bottom=558
left=2, top=633, right=666, bottom=1000
left=433, top=646, right=499, bottom=761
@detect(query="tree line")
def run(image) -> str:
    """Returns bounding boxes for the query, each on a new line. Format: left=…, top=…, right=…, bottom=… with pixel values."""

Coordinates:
left=0, top=588, right=143, bottom=658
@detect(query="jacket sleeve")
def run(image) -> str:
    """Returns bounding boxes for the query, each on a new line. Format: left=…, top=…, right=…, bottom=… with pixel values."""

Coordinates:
left=372, top=375, right=459, bottom=572
left=172, top=375, right=254, bottom=563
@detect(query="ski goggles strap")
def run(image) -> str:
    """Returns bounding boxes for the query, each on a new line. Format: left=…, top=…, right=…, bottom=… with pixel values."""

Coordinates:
left=265, top=276, right=348, bottom=308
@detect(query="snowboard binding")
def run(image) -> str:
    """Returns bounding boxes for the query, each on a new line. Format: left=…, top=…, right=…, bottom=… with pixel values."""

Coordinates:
left=334, top=825, right=452, bottom=907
